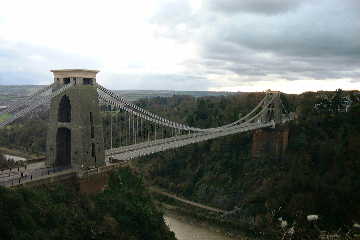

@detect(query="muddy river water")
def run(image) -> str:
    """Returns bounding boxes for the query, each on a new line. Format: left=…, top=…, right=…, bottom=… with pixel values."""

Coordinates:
left=165, top=215, right=236, bottom=240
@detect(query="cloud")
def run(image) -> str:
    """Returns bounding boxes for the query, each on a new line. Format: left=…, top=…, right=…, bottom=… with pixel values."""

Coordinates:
left=206, top=0, right=306, bottom=15
left=150, top=0, right=360, bottom=89
left=0, top=40, right=100, bottom=85
left=102, top=72, right=211, bottom=91
left=215, top=2, right=360, bottom=59
left=1, top=0, right=360, bottom=93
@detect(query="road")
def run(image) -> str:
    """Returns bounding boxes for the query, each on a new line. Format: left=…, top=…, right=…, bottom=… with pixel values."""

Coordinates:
left=0, top=161, right=67, bottom=187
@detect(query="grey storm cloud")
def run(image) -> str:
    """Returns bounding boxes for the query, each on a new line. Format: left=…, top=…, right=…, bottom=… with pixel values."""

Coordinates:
left=2, top=0, right=360, bottom=90
left=206, top=0, right=306, bottom=15
left=151, top=0, right=360, bottom=84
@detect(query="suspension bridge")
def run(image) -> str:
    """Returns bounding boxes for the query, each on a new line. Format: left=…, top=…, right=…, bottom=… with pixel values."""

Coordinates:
left=0, top=69, right=294, bottom=191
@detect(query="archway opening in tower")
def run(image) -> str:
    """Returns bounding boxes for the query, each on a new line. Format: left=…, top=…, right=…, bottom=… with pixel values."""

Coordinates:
left=58, top=95, right=71, bottom=122
left=56, top=127, right=71, bottom=167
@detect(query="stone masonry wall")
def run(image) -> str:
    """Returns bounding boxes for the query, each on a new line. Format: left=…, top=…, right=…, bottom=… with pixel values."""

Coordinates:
left=251, top=126, right=289, bottom=160
left=47, top=84, right=105, bottom=169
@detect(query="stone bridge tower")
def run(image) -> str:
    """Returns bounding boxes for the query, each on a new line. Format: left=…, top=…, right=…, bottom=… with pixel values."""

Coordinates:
left=262, top=91, right=282, bottom=124
left=252, top=91, right=289, bottom=160
left=47, top=69, right=105, bottom=170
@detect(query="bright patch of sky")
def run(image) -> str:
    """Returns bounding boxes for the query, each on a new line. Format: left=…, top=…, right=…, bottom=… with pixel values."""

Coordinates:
left=0, top=0, right=359, bottom=93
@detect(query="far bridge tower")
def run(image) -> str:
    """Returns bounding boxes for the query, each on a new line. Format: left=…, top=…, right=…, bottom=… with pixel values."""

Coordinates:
left=252, top=91, right=289, bottom=160
left=47, top=69, right=105, bottom=170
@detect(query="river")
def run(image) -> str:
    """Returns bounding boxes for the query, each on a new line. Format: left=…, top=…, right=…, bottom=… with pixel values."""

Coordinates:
left=165, top=215, right=236, bottom=240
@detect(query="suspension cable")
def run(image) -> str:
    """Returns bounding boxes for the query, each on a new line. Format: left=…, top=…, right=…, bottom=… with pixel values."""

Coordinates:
left=0, top=83, right=73, bottom=128
left=0, top=83, right=55, bottom=115
left=97, top=87, right=275, bottom=132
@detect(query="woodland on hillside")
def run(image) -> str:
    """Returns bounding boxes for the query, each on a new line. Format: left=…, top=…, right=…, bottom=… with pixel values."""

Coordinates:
left=134, top=90, right=360, bottom=237
left=0, top=90, right=359, bottom=238
left=0, top=168, right=176, bottom=240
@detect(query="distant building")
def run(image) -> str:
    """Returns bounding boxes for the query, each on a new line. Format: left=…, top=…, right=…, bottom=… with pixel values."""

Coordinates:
left=341, top=96, right=352, bottom=112
left=314, top=91, right=353, bottom=113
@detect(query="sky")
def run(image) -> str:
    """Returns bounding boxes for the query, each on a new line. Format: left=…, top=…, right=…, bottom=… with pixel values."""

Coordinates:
left=0, top=0, right=359, bottom=93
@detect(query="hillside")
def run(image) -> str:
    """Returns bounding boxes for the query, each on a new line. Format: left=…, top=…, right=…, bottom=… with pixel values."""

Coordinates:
left=132, top=90, right=360, bottom=237
left=0, top=89, right=360, bottom=238
left=0, top=168, right=176, bottom=240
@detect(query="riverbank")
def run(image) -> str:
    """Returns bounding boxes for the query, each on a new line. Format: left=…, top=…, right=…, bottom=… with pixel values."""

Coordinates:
left=163, top=208, right=248, bottom=240
left=152, top=189, right=255, bottom=240
left=165, top=212, right=238, bottom=240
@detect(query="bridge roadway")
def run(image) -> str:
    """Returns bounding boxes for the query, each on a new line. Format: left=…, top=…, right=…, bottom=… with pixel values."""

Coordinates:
left=0, top=163, right=73, bottom=187
left=106, top=121, right=275, bottom=161
left=0, top=155, right=120, bottom=188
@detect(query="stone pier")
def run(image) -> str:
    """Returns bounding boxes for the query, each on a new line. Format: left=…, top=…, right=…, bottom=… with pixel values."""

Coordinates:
left=251, top=125, right=289, bottom=160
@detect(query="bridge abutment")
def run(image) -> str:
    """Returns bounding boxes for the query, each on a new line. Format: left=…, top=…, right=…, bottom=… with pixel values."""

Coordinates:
left=12, top=165, right=116, bottom=195
left=77, top=171, right=110, bottom=194
left=251, top=125, right=289, bottom=160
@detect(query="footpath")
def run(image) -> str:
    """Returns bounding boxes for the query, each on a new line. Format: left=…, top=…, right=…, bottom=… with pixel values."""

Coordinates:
left=149, top=187, right=226, bottom=214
